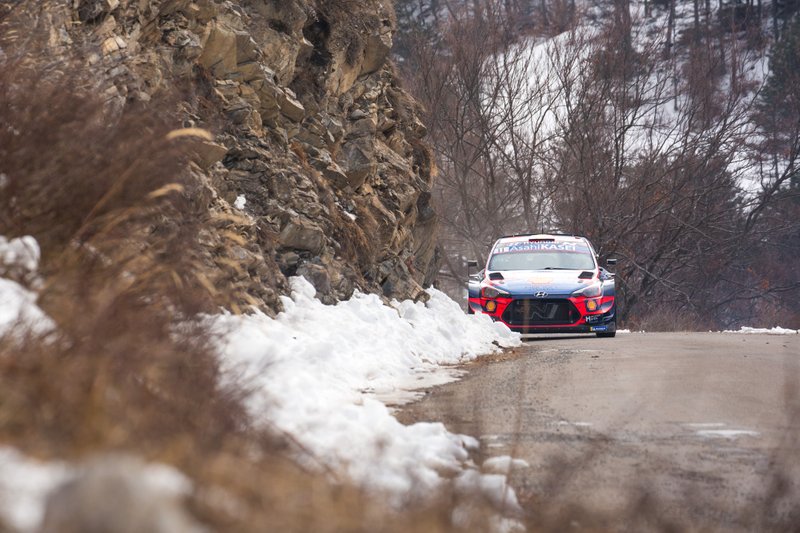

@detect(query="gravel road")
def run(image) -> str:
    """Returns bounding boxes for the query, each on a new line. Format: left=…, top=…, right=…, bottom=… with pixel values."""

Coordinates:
left=398, top=332, right=800, bottom=530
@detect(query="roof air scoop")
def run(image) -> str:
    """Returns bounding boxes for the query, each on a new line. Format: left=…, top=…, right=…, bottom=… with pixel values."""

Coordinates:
left=578, top=271, right=594, bottom=279
left=489, top=272, right=504, bottom=280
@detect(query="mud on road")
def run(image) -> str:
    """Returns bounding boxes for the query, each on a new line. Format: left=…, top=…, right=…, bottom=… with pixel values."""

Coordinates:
left=398, top=332, right=800, bottom=530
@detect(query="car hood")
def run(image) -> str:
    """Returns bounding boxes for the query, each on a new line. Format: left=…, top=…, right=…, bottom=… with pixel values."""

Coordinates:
left=487, top=269, right=596, bottom=297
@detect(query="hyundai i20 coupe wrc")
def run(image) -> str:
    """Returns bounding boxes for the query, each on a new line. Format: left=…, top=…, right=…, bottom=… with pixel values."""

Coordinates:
left=467, top=234, right=618, bottom=337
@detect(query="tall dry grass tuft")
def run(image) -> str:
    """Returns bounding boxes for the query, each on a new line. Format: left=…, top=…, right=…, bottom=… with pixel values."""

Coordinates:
left=0, top=37, right=247, bottom=457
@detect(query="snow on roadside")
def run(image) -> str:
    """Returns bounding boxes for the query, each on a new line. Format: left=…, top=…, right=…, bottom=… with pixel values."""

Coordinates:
left=0, top=236, right=53, bottom=339
left=212, top=276, right=521, bottom=503
left=0, top=448, right=71, bottom=532
left=0, top=278, right=53, bottom=339
left=0, top=448, right=195, bottom=532
left=724, top=326, right=799, bottom=335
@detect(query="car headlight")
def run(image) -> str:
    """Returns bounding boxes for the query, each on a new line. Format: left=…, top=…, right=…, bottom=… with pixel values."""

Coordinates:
left=482, top=286, right=510, bottom=299
left=572, top=283, right=602, bottom=298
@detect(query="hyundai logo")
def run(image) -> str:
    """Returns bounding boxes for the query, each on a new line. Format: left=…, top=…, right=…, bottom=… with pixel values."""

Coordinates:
left=535, top=291, right=548, bottom=298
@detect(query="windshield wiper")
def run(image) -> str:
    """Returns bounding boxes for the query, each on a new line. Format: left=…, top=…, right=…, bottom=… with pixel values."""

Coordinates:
left=542, top=267, right=574, bottom=270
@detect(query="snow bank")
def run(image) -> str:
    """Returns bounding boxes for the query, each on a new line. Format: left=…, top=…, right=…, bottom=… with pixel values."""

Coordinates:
left=0, top=235, right=40, bottom=275
left=0, top=448, right=71, bottom=532
left=0, top=448, right=193, bottom=532
left=0, top=236, right=53, bottom=339
left=724, top=326, right=799, bottom=335
left=213, top=277, right=520, bottom=501
left=0, top=279, right=53, bottom=339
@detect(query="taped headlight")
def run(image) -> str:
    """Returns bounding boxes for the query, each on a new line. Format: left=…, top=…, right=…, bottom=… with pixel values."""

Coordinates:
left=482, top=286, right=510, bottom=299
left=572, top=283, right=602, bottom=298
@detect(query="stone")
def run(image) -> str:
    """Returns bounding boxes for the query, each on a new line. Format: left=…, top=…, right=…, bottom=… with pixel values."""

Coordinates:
left=360, top=27, right=393, bottom=75
left=323, top=116, right=345, bottom=142
left=348, top=116, right=377, bottom=138
left=93, top=15, right=117, bottom=37
left=375, top=140, right=412, bottom=175
left=190, top=140, right=228, bottom=169
left=260, top=27, right=300, bottom=84
left=77, top=0, right=119, bottom=23
left=251, top=77, right=281, bottom=120
left=296, top=262, right=331, bottom=295
left=235, top=61, right=266, bottom=83
left=255, top=0, right=307, bottom=35
left=321, top=163, right=349, bottom=189
left=328, top=53, right=361, bottom=95
left=235, top=32, right=260, bottom=64
left=293, top=127, right=325, bottom=149
left=338, top=140, right=376, bottom=189
left=198, top=22, right=238, bottom=78
left=101, top=36, right=120, bottom=55
left=278, top=218, right=326, bottom=254
left=277, top=251, right=301, bottom=271
left=278, top=90, right=305, bottom=122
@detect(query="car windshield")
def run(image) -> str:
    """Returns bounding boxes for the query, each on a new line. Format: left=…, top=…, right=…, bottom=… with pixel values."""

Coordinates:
left=488, top=242, right=595, bottom=271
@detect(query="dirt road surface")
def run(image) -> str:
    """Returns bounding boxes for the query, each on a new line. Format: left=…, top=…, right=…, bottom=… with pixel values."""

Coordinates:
left=399, top=332, right=800, bottom=530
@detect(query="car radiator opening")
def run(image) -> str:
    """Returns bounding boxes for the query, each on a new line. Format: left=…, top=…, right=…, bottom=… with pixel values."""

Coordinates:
left=501, top=299, right=580, bottom=325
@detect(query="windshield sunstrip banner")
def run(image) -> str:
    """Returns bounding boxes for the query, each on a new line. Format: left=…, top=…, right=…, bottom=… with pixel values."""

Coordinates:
left=494, top=242, right=589, bottom=254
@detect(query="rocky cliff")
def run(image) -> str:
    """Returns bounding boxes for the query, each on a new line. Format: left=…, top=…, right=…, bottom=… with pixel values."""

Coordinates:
left=5, top=0, right=439, bottom=311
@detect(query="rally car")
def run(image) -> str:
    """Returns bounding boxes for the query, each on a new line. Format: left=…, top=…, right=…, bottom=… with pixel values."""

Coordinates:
left=467, top=234, right=617, bottom=337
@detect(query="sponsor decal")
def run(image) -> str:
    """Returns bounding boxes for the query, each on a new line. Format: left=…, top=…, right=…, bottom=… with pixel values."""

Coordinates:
left=590, top=325, right=608, bottom=331
left=494, top=241, right=587, bottom=254
left=528, top=276, right=554, bottom=284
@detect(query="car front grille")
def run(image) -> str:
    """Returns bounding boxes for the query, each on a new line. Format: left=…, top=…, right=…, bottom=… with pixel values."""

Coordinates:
left=502, top=298, right=579, bottom=325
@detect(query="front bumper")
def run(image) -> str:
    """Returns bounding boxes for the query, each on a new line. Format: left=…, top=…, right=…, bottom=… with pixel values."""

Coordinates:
left=468, top=295, right=616, bottom=334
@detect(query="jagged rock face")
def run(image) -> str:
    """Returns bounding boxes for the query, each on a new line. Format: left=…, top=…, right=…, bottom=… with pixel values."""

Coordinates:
left=48, top=0, right=439, bottom=308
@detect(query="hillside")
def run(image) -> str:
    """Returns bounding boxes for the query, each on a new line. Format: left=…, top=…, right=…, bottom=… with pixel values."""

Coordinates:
left=2, top=0, right=439, bottom=314
left=396, top=0, right=800, bottom=329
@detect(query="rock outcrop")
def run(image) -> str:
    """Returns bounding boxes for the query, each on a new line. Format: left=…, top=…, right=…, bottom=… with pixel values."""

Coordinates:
left=10, top=0, right=439, bottom=310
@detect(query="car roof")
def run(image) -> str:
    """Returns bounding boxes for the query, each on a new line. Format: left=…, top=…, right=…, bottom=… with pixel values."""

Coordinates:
left=494, top=233, right=588, bottom=244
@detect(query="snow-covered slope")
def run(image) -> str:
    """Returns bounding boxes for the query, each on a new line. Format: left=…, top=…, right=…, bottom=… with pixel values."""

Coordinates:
left=213, top=277, right=521, bottom=500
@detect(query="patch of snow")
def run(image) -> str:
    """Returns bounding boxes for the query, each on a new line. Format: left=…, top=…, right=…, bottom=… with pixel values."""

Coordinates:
left=372, top=367, right=466, bottom=407
left=480, top=435, right=508, bottom=449
left=212, top=276, right=521, bottom=504
left=556, top=420, right=593, bottom=427
left=0, top=448, right=194, bottom=532
left=454, top=469, right=522, bottom=514
left=617, top=329, right=631, bottom=333
left=684, top=422, right=727, bottom=428
left=0, top=448, right=71, bottom=532
left=482, top=456, right=530, bottom=474
left=0, top=235, right=40, bottom=274
left=0, top=235, right=53, bottom=339
left=696, top=429, right=760, bottom=439
left=724, top=326, right=799, bottom=335
left=0, top=279, right=54, bottom=339
left=233, top=194, right=246, bottom=210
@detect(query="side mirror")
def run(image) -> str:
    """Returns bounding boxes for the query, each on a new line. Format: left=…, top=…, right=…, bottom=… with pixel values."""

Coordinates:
left=467, top=260, right=479, bottom=268
left=606, top=258, right=617, bottom=266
